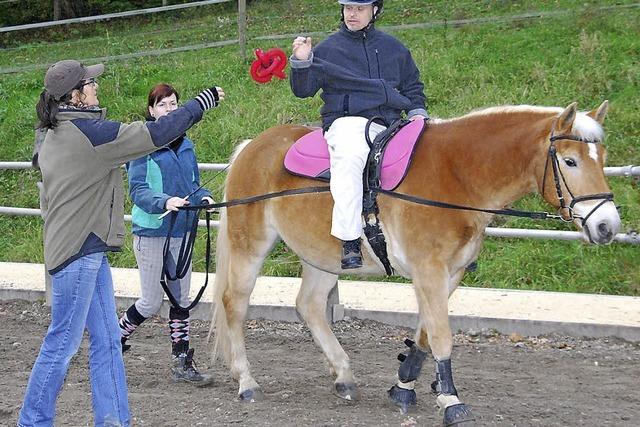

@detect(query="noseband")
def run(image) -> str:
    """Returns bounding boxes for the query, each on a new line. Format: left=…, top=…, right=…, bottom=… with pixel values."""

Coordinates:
left=542, top=132, right=614, bottom=227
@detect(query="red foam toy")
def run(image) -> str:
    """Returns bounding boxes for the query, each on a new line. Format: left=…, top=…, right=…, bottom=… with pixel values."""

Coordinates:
left=250, top=48, right=288, bottom=83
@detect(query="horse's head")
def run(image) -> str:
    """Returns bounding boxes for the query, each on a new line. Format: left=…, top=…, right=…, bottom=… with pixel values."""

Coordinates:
left=539, top=101, right=621, bottom=244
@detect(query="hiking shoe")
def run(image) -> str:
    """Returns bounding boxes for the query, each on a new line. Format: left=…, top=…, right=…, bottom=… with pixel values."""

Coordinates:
left=341, top=239, right=362, bottom=269
left=121, top=337, right=131, bottom=354
left=171, top=348, right=213, bottom=387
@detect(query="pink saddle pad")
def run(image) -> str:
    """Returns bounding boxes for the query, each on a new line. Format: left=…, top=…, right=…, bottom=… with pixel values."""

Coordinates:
left=284, top=117, right=427, bottom=190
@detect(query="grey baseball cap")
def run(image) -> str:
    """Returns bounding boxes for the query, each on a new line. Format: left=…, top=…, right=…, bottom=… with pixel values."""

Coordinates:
left=44, top=60, right=104, bottom=100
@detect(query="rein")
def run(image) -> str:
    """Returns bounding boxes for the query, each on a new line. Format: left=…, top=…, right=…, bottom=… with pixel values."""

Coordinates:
left=160, top=209, right=212, bottom=311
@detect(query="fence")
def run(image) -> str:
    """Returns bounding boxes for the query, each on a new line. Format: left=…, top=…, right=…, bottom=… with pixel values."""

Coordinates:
left=0, top=0, right=249, bottom=59
left=1, top=161, right=639, bottom=244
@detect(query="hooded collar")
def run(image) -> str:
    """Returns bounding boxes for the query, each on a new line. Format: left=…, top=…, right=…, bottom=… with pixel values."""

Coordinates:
left=56, top=106, right=107, bottom=121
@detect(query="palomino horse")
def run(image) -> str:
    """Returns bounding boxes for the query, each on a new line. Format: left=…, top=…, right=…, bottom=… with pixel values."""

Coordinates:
left=211, top=102, right=620, bottom=425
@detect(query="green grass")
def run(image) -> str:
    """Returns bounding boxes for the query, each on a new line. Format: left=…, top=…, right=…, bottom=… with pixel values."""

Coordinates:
left=0, top=0, right=638, bottom=295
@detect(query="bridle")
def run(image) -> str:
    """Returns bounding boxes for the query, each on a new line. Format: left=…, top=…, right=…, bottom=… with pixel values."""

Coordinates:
left=541, top=127, right=614, bottom=228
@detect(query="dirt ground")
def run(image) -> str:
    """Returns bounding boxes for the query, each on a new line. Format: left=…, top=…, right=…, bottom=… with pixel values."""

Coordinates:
left=1, top=300, right=639, bottom=427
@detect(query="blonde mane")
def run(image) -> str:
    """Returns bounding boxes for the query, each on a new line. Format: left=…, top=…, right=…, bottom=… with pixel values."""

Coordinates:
left=434, top=104, right=605, bottom=141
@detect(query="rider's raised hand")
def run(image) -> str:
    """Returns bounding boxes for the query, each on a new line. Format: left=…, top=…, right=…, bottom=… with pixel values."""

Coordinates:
left=292, top=36, right=313, bottom=61
left=195, top=87, right=222, bottom=111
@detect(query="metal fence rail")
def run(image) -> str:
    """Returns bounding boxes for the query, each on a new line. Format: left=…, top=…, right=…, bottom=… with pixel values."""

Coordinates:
left=1, top=161, right=638, bottom=244
left=1, top=205, right=638, bottom=244
left=1, top=161, right=638, bottom=175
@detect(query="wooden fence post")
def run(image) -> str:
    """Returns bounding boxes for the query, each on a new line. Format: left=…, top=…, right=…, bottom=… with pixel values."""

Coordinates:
left=238, top=0, right=247, bottom=60
left=326, top=281, right=344, bottom=323
left=53, top=0, right=61, bottom=21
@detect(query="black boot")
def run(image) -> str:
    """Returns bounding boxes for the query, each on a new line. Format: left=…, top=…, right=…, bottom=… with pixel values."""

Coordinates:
left=169, top=307, right=213, bottom=386
left=341, top=238, right=362, bottom=269
left=171, top=345, right=213, bottom=387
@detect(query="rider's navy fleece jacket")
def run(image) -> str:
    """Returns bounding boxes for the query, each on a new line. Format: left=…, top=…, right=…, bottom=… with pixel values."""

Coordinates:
left=290, top=23, right=428, bottom=130
left=127, top=135, right=210, bottom=238
left=36, top=100, right=204, bottom=274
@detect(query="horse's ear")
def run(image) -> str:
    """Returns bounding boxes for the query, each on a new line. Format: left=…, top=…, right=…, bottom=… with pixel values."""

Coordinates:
left=586, top=100, right=609, bottom=125
left=556, top=102, right=578, bottom=133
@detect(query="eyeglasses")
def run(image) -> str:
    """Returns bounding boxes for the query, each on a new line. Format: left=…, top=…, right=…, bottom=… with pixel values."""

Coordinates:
left=79, top=78, right=97, bottom=88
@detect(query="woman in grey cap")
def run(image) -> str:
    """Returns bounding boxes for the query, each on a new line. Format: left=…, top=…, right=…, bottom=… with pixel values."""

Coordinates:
left=19, top=59, right=222, bottom=427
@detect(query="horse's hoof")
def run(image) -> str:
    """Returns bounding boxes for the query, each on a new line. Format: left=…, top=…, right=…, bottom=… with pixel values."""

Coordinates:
left=334, top=382, right=360, bottom=401
left=443, top=403, right=475, bottom=426
left=238, top=388, right=264, bottom=402
left=387, top=385, right=416, bottom=414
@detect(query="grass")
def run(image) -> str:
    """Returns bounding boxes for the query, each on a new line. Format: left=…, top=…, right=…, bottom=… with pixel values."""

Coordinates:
left=0, top=0, right=638, bottom=295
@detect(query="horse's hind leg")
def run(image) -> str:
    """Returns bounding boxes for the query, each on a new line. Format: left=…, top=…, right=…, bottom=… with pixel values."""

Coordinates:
left=222, top=231, right=278, bottom=402
left=295, top=261, right=359, bottom=401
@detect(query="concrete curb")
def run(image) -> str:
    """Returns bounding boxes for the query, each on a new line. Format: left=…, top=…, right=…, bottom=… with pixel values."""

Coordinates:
left=3, top=286, right=639, bottom=342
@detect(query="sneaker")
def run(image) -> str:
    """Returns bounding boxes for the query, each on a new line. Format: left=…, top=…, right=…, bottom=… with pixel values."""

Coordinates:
left=341, top=239, right=362, bottom=269
left=171, top=348, right=213, bottom=387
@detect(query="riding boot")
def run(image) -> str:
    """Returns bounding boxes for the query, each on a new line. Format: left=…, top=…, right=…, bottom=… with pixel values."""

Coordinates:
left=118, top=303, right=147, bottom=354
left=169, top=307, right=213, bottom=386
left=341, top=238, right=363, bottom=269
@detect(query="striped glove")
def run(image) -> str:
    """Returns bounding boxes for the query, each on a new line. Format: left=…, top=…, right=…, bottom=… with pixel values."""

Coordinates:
left=195, top=87, right=220, bottom=111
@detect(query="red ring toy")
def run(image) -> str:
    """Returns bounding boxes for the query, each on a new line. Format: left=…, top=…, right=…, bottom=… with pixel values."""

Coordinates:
left=250, top=48, right=288, bottom=84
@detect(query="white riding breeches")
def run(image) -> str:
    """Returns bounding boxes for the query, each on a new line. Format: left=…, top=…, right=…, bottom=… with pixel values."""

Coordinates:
left=325, top=116, right=386, bottom=241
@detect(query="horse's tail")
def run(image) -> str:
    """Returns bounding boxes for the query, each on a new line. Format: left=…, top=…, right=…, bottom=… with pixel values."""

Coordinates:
left=208, top=138, right=252, bottom=364
left=209, top=205, right=231, bottom=364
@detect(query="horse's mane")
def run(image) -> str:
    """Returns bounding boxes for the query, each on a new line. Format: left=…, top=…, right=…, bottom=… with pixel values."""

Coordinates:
left=432, top=105, right=605, bottom=141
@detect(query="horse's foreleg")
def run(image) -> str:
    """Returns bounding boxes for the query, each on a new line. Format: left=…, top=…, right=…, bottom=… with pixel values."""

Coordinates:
left=413, top=268, right=465, bottom=351
left=419, top=267, right=475, bottom=425
left=389, top=265, right=475, bottom=425
left=295, top=262, right=359, bottom=401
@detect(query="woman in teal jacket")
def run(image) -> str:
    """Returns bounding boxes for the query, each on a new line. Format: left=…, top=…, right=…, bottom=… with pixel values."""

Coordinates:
left=119, top=83, right=224, bottom=386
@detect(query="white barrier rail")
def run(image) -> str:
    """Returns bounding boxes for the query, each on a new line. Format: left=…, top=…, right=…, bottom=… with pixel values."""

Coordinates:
left=1, top=162, right=638, bottom=176
left=1, top=205, right=638, bottom=244
left=2, top=161, right=638, bottom=244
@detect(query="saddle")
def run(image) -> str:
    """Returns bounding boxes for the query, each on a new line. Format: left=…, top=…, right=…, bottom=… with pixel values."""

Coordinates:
left=284, top=117, right=428, bottom=275
left=284, top=116, right=427, bottom=190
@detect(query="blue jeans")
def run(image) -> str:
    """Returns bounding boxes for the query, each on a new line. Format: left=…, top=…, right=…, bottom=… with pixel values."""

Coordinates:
left=18, top=253, right=130, bottom=427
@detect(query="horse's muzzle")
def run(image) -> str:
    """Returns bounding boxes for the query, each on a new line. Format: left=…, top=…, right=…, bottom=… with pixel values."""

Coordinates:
left=578, top=201, right=621, bottom=245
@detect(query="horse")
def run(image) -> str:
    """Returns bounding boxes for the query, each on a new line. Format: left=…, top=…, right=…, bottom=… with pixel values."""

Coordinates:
left=210, top=101, right=620, bottom=425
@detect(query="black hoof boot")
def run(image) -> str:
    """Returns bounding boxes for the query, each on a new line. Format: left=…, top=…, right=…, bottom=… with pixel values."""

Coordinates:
left=443, top=403, right=476, bottom=426
left=387, top=385, right=417, bottom=414
left=238, top=388, right=263, bottom=402
left=334, top=382, right=360, bottom=401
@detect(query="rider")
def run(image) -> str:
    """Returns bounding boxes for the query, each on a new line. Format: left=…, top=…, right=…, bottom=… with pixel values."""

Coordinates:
left=290, top=0, right=428, bottom=269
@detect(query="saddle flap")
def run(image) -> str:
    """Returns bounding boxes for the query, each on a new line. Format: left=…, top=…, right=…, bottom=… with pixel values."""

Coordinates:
left=379, top=117, right=426, bottom=190
left=283, top=128, right=330, bottom=180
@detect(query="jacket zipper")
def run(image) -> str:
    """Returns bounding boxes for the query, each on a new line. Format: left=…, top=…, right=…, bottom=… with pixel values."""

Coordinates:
left=362, top=33, right=372, bottom=78
left=106, top=187, right=115, bottom=238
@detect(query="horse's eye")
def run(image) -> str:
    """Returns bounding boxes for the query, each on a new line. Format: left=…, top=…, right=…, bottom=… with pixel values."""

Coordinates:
left=563, top=158, right=577, bottom=167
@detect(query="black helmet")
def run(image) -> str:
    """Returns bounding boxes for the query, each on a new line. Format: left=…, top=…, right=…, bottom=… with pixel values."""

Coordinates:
left=338, top=0, right=384, bottom=23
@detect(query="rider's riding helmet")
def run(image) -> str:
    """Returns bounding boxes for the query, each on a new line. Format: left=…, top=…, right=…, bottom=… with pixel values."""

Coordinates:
left=338, top=0, right=384, bottom=24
